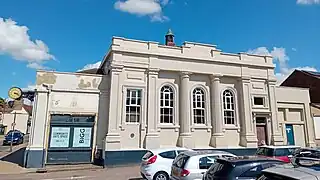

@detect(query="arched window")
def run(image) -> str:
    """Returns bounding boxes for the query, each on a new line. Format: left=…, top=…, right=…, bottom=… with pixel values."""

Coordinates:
left=193, top=88, right=206, bottom=124
left=223, top=89, right=235, bottom=125
left=160, top=85, right=174, bottom=123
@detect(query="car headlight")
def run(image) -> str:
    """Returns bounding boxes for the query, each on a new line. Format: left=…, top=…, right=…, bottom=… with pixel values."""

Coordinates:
left=14, top=138, right=19, bottom=140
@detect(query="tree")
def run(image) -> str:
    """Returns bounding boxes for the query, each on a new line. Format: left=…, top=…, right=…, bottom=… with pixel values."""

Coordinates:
left=0, top=97, right=5, bottom=107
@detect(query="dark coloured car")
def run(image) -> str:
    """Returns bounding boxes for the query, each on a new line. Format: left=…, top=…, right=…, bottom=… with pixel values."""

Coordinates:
left=293, top=147, right=320, bottom=159
left=202, top=156, right=284, bottom=180
left=2, top=130, right=24, bottom=145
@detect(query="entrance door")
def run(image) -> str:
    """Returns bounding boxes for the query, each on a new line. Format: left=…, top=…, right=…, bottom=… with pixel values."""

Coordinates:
left=256, top=117, right=267, bottom=146
left=285, top=124, right=295, bottom=145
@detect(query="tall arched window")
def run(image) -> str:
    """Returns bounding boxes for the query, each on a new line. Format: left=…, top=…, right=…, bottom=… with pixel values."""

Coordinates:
left=223, top=89, right=235, bottom=125
left=193, top=88, right=206, bottom=124
left=160, top=85, right=174, bottom=124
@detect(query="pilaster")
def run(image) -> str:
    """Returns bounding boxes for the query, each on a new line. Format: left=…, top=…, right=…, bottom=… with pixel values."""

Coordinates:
left=177, top=71, right=193, bottom=148
left=267, top=79, right=283, bottom=145
left=105, top=65, right=123, bottom=150
left=209, top=74, right=224, bottom=147
left=304, top=103, right=316, bottom=147
left=145, top=68, right=160, bottom=149
left=238, top=76, right=258, bottom=147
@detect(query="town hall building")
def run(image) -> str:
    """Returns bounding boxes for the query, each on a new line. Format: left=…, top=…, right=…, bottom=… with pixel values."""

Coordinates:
left=24, top=31, right=316, bottom=168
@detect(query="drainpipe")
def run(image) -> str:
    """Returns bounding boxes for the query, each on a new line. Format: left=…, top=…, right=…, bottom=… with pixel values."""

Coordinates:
left=41, top=84, right=52, bottom=168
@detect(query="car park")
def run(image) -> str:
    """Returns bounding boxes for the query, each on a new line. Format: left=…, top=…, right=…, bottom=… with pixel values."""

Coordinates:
left=202, top=156, right=284, bottom=180
left=255, top=145, right=300, bottom=163
left=2, top=130, right=24, bottom=145
left=140, top=147, right=189, bottom=180
left=170, top=150, right=237, bottom=180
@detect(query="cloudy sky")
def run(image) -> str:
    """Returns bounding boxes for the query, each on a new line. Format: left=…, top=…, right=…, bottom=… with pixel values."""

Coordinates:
left=0, top=0, right=319, bottom=97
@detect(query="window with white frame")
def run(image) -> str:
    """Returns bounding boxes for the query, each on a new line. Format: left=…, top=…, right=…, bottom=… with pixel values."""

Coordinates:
left=192, top=88, right=206, bottom=124
left=223, top=89, right=235, bottom=125
left=160, top=85, right=174, bottom=124
left=125, top=89, right=141, bottom=123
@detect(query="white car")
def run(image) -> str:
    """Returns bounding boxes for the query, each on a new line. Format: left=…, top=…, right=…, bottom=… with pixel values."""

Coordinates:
left=140, top=147, right=190, bottom=180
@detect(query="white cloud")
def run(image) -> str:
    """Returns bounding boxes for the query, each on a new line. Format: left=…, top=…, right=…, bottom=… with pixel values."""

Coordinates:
left=297, top=0, right=320, bottom=4
left=0, top=17, right=55, bottom=69
left=247, top=47, right=318, bottom=84
left=78, top=61, right=101, bottom=71
left=21, top=84, right=36, bottom=91
left=114, top=0, right=170, bottom=22
left=27, top=62, right=49, bottom=70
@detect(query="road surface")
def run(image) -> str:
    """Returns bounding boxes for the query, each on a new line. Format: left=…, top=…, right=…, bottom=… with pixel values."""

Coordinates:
left=2, top=166, right=143, bottom=180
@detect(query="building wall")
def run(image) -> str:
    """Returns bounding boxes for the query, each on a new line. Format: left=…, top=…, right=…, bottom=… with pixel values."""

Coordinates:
left=276, top=87, right=315, bottom=147
left=3, top=110, right=29, bottom=134
left=102, top=37, right=284, bottom=151
left=25, top=71, right=102, bottom=168
left=311, top=106, right=320, bottom=145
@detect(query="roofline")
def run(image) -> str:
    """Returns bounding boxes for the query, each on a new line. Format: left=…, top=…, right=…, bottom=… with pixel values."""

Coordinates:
left=36, top=70, right=103, bottom=77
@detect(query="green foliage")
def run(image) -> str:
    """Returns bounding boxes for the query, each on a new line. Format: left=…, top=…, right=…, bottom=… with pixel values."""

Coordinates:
left=0, top=97, right=5, bottom=106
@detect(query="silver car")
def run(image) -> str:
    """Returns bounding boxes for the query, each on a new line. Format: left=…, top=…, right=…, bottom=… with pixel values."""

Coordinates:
left=170, top=150, right=237, bottom=180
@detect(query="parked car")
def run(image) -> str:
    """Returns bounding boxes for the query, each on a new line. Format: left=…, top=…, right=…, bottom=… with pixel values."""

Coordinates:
left=255, top=145, right=300, bottom=163
left=293, top=147, right=320, bottom=159
left=257, top=159, right=320, bottom=180
left=140, top=147, right=190, bottom=180
left=170, top=150, right=237, bottom=180
left=2, top=130, right=24, bottom=145
left=202, top=156, right=284, bottom=180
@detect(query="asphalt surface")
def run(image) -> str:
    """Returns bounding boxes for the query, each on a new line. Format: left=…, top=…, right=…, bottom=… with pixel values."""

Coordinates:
left=1, top=166, right=143, bottom=180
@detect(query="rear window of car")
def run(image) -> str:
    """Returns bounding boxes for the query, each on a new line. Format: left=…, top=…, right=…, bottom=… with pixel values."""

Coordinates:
left=256, top=147, right=274, bottom=156
left=142, top=151, right=154, bottom=160
left=274, top=148, right=296, bottom=156
left=206, top=159, right=234, bottom=177
left=199, top=156, right=218, bottom=169
left=172, top=154, right=190, bottom=168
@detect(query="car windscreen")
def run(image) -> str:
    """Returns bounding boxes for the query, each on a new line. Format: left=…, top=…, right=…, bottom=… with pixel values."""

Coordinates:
left=274, top=148, right=296, bottom=156
left=172, top=154, right=190, bottom=168
left=205, top=159, right=234, bottom=177
left=257, top=172, right=297, bottom=180
left=142, top=151, right=154, bottom=160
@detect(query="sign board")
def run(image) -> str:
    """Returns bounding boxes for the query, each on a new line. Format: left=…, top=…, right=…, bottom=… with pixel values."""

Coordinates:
left=50, top=127, right=70, bottom=147
left=72, top=127, right=92, bottom=147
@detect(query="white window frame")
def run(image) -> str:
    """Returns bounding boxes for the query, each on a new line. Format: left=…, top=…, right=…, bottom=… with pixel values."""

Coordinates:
left=160, top=85, right=174, bottom=124
left=192, top=87, right=206, bottom=125
left=252, top=94, right=269, bottom=109
left=221, top=87, right=239, bottom=129
left=125, top=89, right=142, bottom=124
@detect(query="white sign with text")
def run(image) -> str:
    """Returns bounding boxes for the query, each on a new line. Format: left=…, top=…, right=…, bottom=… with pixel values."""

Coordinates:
left=72, top=127, right=92, bottom=147
left=50, top=127, right=70, bottom=147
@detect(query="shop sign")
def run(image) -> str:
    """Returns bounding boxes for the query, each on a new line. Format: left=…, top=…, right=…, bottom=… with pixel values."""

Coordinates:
left=50, top=127, right=70, bottom=147
left=73, top=127, right=92, bottom=147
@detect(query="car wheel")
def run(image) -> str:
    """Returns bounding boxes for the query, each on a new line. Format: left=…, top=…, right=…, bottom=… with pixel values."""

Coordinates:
left=153, top=171, right=169, bottom=180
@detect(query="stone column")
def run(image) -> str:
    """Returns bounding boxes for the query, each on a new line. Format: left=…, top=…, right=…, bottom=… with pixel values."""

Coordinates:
left=145, top=68, right=160, bottom=149
left=209, top=74, right=224, bottom=147
left=267, top=79, right=283, bottom=145
left=304, top=103, right=316, bottom=147
left=239, top=76, right=258, bottom=147
left=105, top=65, right=123, bottom=150
left=177, top=71, right=193, bottom=148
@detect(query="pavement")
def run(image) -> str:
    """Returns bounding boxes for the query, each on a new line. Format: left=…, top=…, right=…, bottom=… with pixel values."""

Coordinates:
left=0, top=165, right=143, bottom=180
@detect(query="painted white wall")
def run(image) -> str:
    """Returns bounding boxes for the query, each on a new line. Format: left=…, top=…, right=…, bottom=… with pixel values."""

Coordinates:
left=314, top=117, right=320, bottom=139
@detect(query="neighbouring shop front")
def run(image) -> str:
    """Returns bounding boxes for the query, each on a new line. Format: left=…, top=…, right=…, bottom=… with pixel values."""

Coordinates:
left=46, top=114, right=95, bottom=165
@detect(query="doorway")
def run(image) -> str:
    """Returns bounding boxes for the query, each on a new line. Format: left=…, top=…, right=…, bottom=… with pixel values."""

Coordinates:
left=285, top=124, right=295, bottom=145
left=256, top=117, right=268, bottom=146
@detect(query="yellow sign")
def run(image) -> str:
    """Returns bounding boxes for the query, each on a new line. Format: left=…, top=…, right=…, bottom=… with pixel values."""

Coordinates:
left=8, top=87, right=22, bottom=100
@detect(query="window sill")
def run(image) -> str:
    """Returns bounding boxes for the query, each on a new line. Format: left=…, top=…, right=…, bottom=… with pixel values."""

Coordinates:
left=223, top=125, right=240, bottom=132
left=158, top=124, right=180, bottom=132
left=191, top=125, right=212, bottom=132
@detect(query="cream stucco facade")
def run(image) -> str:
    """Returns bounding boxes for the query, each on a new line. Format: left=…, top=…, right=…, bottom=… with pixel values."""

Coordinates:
left=25, top=36, right=316, bottom=168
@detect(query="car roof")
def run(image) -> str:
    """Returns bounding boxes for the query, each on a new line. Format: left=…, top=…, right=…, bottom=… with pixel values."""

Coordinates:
left=149, top=147, right=188, bottom=154
left=258, top=145, right=300, bottom=149
left=262, top=164, right=320, bottom=179
left=182, top=150, right=235, bottom=157
left=218, top=155, right=283, bottom=164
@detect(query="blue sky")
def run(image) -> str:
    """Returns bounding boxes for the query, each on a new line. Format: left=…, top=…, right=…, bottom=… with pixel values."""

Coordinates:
left=0, top=0, right=320, bottom=98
